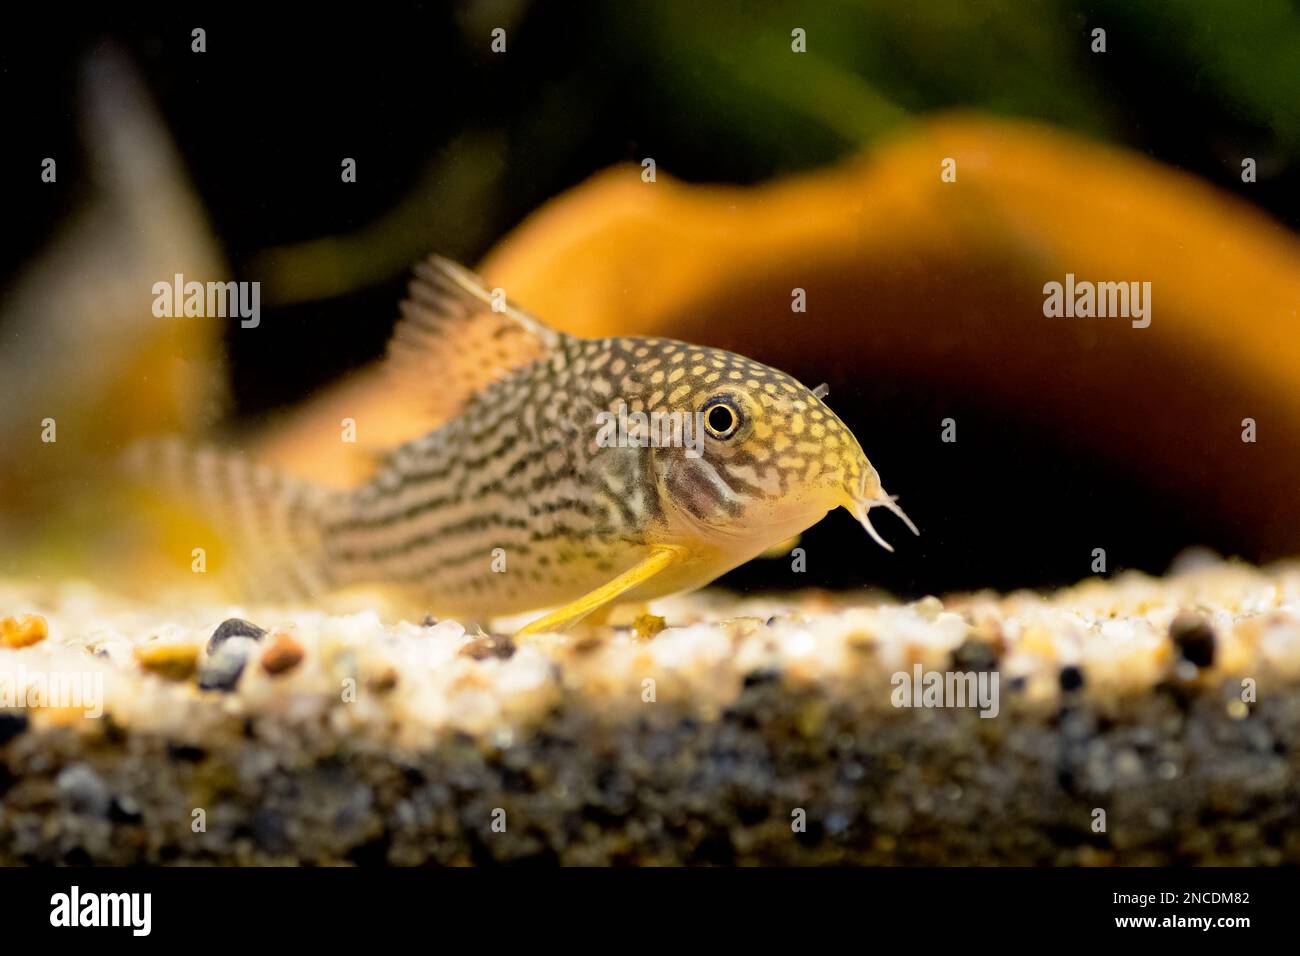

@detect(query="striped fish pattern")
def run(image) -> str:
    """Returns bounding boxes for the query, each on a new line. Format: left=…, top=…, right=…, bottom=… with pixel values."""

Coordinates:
left=129, top=257, right=917, bottom=631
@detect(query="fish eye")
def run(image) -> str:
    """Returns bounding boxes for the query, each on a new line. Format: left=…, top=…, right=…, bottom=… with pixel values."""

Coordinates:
left=702, top=395, right=744, bottom=440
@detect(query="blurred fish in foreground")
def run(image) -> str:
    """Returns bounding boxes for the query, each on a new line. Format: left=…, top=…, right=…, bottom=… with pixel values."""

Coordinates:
left=0, top=45, right=227, bottom=584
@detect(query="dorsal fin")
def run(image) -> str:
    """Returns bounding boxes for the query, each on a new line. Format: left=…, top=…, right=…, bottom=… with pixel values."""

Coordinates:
left=385, top=256, right=560, bottom=423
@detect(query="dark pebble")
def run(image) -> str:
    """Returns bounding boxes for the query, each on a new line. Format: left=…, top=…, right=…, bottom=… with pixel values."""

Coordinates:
left=1059, top=665, right=1086, bottom=692
left=1170, top=613, right=1216, bottom=668
left=722, top=707, right=761, bottom=730
left=251, top=808, right=290, bottom=854
left=207, top=618, right=267, bottom=654
left=167, top=743, right=207, bottom=763
left=743, top=668, right=782, bottom=688
left=109, top=795, right=145, bottom=825
left=499, top=765, right=534, bottom=793
left=0, top=712, right=29, bottom=746
left=198, top=636, right=256, bottom=692
left=951, top=638, right=999, bottom=672
left=198, top=663, right=246, bottom=691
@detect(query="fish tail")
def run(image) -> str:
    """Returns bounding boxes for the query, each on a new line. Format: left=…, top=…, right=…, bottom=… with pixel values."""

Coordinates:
left=121, top=437, right=344, bottom=600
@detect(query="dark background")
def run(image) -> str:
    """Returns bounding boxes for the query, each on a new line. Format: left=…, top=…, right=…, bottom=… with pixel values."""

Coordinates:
left=4, top=2, right=1299, bottom=598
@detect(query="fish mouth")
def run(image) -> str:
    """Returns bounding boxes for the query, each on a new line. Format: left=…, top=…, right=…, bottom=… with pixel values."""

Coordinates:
left=850, top=492, right=920, bottom=553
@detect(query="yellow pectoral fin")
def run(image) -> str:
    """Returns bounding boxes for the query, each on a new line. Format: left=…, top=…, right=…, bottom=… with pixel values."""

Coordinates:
left=517, top=546, right=686, bottom=636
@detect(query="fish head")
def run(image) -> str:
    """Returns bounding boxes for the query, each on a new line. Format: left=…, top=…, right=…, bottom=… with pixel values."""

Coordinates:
left=637, top=342, right=918, bottom=553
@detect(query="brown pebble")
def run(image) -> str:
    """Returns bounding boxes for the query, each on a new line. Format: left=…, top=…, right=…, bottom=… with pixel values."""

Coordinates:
left=459, top=634, right=516, bottom=660
left=135, top=643, right=200, bottom=680
left=1, top=614, right=48, bottom=648
left=261, top=632, right=305, bottom=675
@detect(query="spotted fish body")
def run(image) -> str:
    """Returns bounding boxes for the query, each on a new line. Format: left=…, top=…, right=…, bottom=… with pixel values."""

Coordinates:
left=134, top=258, right=915, bottom=630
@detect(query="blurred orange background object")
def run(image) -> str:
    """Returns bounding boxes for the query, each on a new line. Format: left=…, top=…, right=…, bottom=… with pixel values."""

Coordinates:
left=258, top=114, right=1300, bottom=559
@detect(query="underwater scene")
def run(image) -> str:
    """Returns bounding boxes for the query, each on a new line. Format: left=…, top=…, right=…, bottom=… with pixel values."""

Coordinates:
left=2, top=1, right=1298, bottom=933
